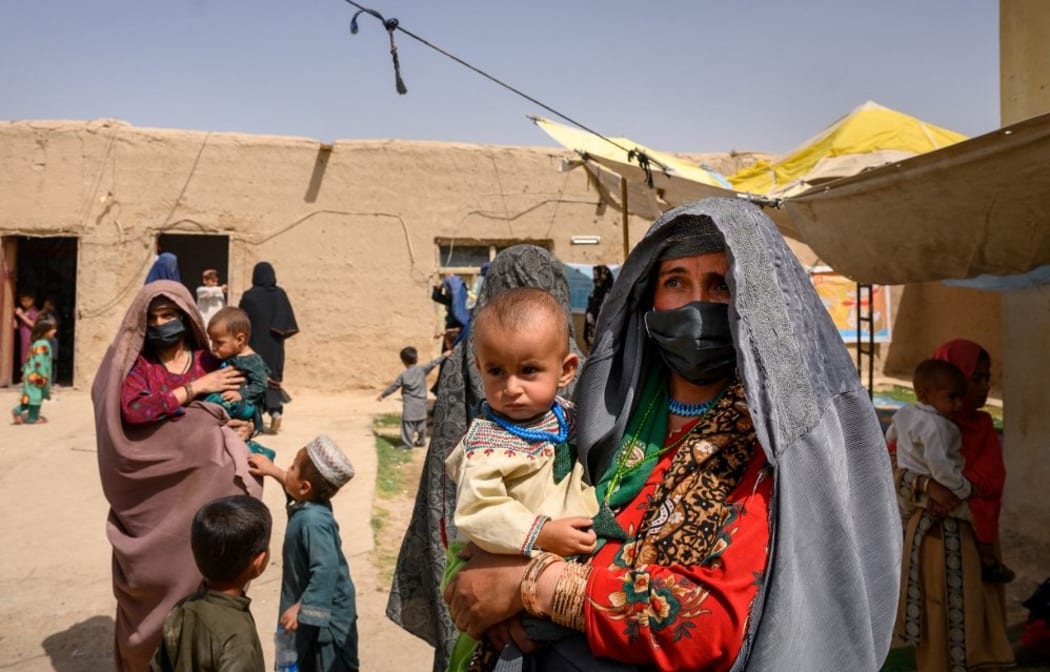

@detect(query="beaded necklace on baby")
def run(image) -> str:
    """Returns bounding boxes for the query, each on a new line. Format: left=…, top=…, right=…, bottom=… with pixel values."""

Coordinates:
left=483, top=400, right=569, bottom=444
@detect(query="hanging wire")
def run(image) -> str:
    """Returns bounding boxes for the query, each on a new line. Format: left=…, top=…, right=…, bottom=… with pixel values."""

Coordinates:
left=341, top=1, right=782, bottom=207
left=342, top=1, right=661, bottom=168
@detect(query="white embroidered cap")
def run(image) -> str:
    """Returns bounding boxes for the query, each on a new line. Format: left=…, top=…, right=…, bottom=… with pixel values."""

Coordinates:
left=305, top=434, right=355, bottom=488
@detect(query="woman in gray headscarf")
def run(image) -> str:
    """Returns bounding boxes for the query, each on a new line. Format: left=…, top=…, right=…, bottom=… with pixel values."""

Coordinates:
left=443, top=198, right=901, bottom=671
left=386, top=245, right=584, bottom=671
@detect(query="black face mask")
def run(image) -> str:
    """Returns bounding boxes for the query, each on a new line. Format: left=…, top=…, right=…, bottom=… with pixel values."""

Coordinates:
left=146, top=318, right=187, bottom=350
left=644, top=301, right=736, bottom=385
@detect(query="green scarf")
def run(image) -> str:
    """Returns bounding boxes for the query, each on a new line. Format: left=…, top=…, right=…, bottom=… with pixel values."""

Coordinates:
left=591, top=371, right=668, bottom=542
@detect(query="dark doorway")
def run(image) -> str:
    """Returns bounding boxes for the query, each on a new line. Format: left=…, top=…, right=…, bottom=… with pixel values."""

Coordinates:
left=9, top=237, right=78, bottom=386
left=156, top=234, right=231, bottom=299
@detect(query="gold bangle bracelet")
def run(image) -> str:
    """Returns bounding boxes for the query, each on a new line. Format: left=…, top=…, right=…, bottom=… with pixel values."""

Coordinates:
left=549, top=561, right=590, bottom=632
left=520, top=552, right=560, bottom=617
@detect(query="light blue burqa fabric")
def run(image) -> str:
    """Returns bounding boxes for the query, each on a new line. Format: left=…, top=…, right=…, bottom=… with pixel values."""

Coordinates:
left=571, top=197, right=902, bottom=671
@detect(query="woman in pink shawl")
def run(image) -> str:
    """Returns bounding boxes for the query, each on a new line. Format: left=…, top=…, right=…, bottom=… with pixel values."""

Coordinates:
left=92, top=280, right=262, bottom=671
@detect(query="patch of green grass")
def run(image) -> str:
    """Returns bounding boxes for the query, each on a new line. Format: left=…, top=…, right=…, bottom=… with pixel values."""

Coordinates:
left=877, top=385, right=918, bottom=404
left=371, top=413, right=417, bottom=584
left=371, top=507, right=389, bottom=534
left=374, top=412, right=401, bottom=429
left=374, top=415, right=412, bottom=499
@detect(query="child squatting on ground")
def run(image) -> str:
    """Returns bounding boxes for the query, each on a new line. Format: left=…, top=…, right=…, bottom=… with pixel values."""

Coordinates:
left=205, top=306, right=276, bottom=460
left=249, top=435, right=360, bottom=672
left=377, top=346, right=448, bottom=449
left=150, top=495, right=272, bottom=672
left=442, top=287, right=599, bottom=672
left=887, top=358, right=1013, bottom=583
left=11, top=317, right=56, bottom=425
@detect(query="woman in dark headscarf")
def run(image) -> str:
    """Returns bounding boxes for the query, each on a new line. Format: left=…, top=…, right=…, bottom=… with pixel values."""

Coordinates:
left=144, top=252, right=181, bottom=284
left=387, top=245, right=583, bottom=672
left=443, top=198, right=901, bottom=671
left=238, top=262, right=298, bottom=434
left=583, top=264, right=614, bottom=351
left=432, top=274, right=472, bottom=350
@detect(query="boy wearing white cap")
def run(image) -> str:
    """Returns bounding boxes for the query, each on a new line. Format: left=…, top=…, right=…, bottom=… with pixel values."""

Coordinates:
left=248, top=434, right=359, bottom=671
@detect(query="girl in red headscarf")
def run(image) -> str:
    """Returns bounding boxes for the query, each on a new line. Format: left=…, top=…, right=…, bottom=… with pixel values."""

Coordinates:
left=894, top=339, right=1014, bottom=672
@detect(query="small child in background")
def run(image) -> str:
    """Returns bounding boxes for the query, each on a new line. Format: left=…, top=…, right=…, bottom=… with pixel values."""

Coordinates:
left=40, top=296, right=60, bottom=381
left=196, top=269, right=227, bottom=333
left=888, top=358, right=1013, bottom=582
left=13, top=289, right=40, bottom=375
left=442, top=288, right=598, bottom=671
left=11, top=318, right=56, bottom=425
left=150, top=495, right=272, bottom=672
left=204, top=307, right=275, bottom=460
left=248, top=435, right=360, bottom=672
left=377, top=346, right=448, bottom=449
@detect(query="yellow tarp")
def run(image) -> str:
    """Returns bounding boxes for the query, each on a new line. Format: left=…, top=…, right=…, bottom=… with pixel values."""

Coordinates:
left=531, top=116, right=729, bottom=188
left=727, top=101, right=968, bottom=197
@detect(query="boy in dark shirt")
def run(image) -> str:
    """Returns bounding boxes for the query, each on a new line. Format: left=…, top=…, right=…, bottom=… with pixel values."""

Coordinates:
left=249, top=434, right=359, bottom=671
left=151, top=495, right=272, bottom=672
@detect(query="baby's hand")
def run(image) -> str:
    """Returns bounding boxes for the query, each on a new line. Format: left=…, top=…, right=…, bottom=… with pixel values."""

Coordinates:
left=536, top=517, right=597, bottom=557
left=376, top=394, right=384, bottom=402
left=221, top=390, right=243, bottom=402
left=279, top=602, right=301, bottom=631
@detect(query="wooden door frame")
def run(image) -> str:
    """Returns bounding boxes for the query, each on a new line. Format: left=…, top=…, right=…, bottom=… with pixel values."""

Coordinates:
left=0, top=238, right=16, bottom=386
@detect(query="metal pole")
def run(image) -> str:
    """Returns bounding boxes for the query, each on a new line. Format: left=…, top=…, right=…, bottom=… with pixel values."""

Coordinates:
left=620, top=176, right=630, bottom=260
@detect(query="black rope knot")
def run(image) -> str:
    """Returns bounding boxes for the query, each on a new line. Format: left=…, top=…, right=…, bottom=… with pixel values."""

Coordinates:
left=628, top=149, right=655, bottom=188
left=347, top=3, right=407, bottom=95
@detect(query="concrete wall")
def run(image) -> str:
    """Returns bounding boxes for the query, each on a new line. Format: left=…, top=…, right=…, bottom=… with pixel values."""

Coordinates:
left=0, top=120, right=649, bottom=391
left=882, top=282, right=1003, bottom=390
left=999, top=0, right=1050, bottom=563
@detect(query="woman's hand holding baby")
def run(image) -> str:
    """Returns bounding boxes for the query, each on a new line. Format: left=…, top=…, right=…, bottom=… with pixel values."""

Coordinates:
left=193, top=367, right=244, bottom=396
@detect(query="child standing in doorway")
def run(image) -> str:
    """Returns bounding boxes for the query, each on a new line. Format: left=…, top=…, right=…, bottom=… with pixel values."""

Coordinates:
left=13, top=289, right=40, bottom=376
left=11, top=318, right=56, bottom=425
left=248, top=435, right=360, bottom=672
left=40, top=296, right=59, bottom=381
left=442, top=287, right=598, bottom=671
left=377, top=346, right=448, bottom=449
left=196, top=269, right=227, bottom=332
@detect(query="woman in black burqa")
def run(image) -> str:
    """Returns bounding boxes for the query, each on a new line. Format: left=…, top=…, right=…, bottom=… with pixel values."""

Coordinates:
left=238, top=261, right=298, bottom=434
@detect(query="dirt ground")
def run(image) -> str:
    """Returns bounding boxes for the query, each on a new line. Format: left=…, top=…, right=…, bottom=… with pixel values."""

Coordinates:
left=0, top=387, right=433, bottom=672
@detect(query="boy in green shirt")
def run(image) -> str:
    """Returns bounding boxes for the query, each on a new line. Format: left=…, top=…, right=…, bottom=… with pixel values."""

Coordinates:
left=150, top=495, right=272, bottom=672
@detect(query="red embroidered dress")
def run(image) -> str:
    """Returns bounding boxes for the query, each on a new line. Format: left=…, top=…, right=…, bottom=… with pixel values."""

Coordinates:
left=121, top=351, right=218, bottom=424
left=584, top=382, right=772, bottom=671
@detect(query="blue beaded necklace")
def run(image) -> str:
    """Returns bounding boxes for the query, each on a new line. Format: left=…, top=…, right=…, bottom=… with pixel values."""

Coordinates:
left=484, top=400, right=568, bottom=444
left=668, top=385, right=728, bottom=417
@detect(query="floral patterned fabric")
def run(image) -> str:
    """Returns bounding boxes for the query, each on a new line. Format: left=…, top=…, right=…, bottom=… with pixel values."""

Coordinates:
left=19, top=338, right=52, bottom=406
left=121, top=350, right=219, bottom=424
left=585, top=382, right=772, bottom=671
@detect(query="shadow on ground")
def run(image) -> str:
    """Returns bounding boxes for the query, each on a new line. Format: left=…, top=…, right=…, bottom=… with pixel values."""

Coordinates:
left=42, top=615, right=114, bottom=672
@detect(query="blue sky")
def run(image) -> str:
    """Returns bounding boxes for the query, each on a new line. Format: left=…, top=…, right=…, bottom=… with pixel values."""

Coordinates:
left=1, top=1, right=999, bottom=154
